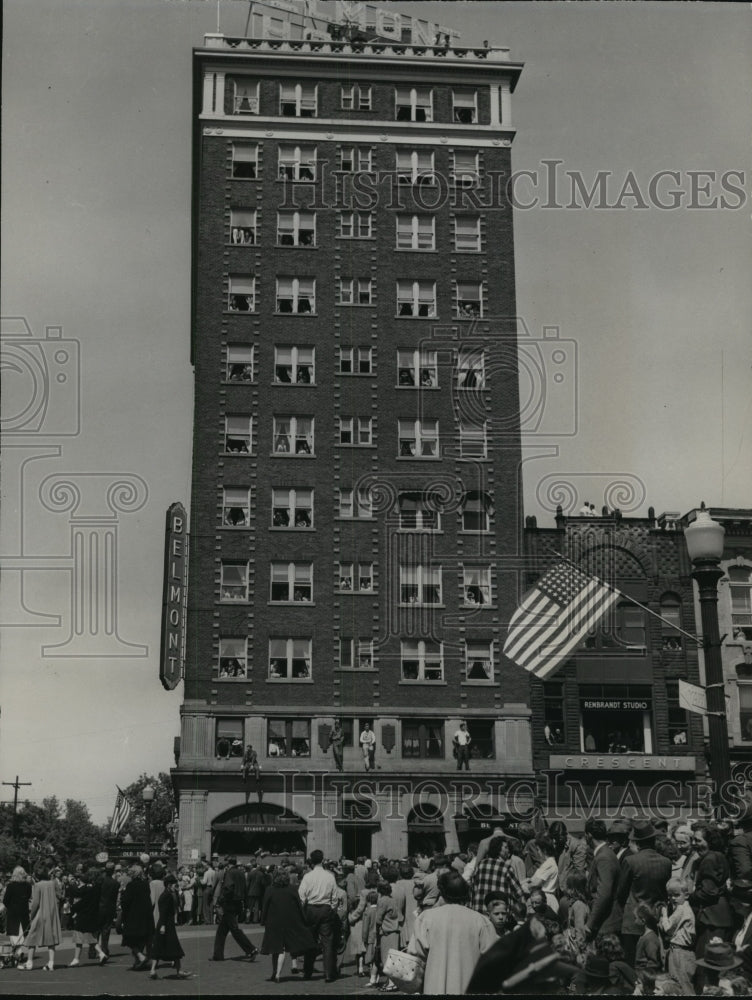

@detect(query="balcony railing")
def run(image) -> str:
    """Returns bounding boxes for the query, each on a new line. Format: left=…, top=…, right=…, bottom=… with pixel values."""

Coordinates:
left=203, top=34, right=512, bottom=63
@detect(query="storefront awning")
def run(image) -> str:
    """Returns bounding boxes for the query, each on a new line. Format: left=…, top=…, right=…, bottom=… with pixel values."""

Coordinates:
left=212, top=821, right=307, bottom=833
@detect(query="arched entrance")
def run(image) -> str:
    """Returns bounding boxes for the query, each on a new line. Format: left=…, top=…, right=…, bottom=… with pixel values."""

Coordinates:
left=407, top=803, right=446, bottom=856
left=211, top=803, right=307, bottom=860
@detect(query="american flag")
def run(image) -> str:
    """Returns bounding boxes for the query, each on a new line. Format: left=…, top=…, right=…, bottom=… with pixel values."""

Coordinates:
left=503, top=562, right=619, bottom=678
left=110, top=787, right=133, bottom=837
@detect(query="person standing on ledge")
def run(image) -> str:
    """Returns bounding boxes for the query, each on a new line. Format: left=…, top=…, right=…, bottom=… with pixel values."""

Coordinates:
left=328, top=720, right=345, bottom=772
left=359, top=722, right=376, bottom=772
left=453, top=721, right=472, bottom=771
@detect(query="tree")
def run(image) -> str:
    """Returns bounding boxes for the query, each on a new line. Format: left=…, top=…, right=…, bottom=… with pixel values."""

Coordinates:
left=115, top=773, right=175, bottom=846
left=0, top=796, right=105, bottom=869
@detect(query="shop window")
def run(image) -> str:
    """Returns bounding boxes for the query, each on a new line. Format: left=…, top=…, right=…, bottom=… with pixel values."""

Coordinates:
left=340, top=638, right=374, bottom=670
left=398, top=419, right=439, bottom=458
left=216, top=717, right=244, bottom=758
left=661, top=594, right=683, bottom=651
left=224, top=414, right=252, bottom=454
left=460, top=421, right=488, bottom=459
left=579, top=684, right=653, bottom=754
left=269, top=638, right=312, bottom=680
left=396, top=214, right=435, bottom=251
left=457, top=349, right=486, bottom=389
left=451, top=150, right=480, bottom=188
left=400, top=564, right=442, bottom=605
left=470, top=720, right=495, bottom=759
left=232, top=78, right=259, bottom=114
left=397, top=349, right=438, bottom=388
left=271, top=488, right=313, bottom=529
left=465, top=641, right=493, bottom=682
left=341, top=84, right=372, bottom=110
left=398, top=492, right=440, bottom=531
left=338, top=278, right=373, bottom=305
left=339, top=211, right=373, bottom=239
left=226, top=344, right=255, bottom=382
left=279, top=82, right=317, bottom=117
left=230, top=208, right=257, bottom=244
left=456, top=282, right=484, bottom=319
left=277, top=210, right=316, bottom=247
left=338, top=562, right=374, bottom=593
left=219, top=638, right=247, bottom=679
left=272, top=415, right=314, bottom=455
left=231, top=142, right=258, bottom=179
left=220, top=561, right=248, bottom=602
left=270, top=562, right=312, bottom=603
left=278, top=144, right=316, bottom=181
left=228, top=275, right=256, bottom=312
left=452, top=89, right=478, bottom=124
left=738, top=667, right=752, bottom=741
left=340, top=145, right=373, bottom=171
left=222, top=487, right=250, bottom=527
left=402, top=720, right=444, bottom=758
left=461, top=491, right=493, bottom=532
left=463, top=566, right=491, bottom=606
left=276, top=277, right=315, bottom=314
left=395, top=150, right=435, bottom=186
left=339, top=347, right=373, bottom=375
left=730, top=566, right=752, bottom=639
left=338, top=487, right=373, bottom=519
left=401, top=639, right=443, bottom=681
left=274, top=346, right=315, bottom=384
left=665, top=681, right=689, bottom=747
left=395, top=86, right=433, bottom=122
left=543, top=681, right=565, bottom=744
left=454, top=215, right=481, bottom=252
left=267, top=718, right=311, bottom=757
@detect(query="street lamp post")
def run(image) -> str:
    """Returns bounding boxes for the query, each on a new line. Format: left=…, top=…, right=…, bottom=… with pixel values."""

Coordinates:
left=685, top=504, right=729, bottom=817
left=142, top=785, right=155, bottom=855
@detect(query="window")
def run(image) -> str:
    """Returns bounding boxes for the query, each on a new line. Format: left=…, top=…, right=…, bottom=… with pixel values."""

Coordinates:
left=456, top=282, right=484, bottom=318
left=270, top=562, right=313, bottom=603
left=338, top=487, right=372, bottom=519
left=226, top=344, right=255, bottom=382
left=660, top=594, right=683, bottom=651
left=665, top=681, right=689, bottom=747
left=339, top=347, right=373, bottom=375
left=396, top=280, right=436, bottom=318
left=460, top=421, right=488, bottom=459
left=216, top=718, right=244, bottom=758
left=280, top=82, right=317, bottom=117
left=542, top=681, right=565, bottom=744
left=340, top=638, right=374, bottom=670
left=396, top=214, right=435, bottom=251
left=223, top=487, right=250, bottom=527
left=466, top=642, right=493, bottom=682
left=231, top=142, right=258, bottom=179
left=397, top=349, right=438, bottom=388
left=339, top=417, right=373, bottom=446
left=452, top=149, right=480, bottom=187
left=274, top=347, right=315, bottom=384
left=272, top=488, right=312, bottom=528
left=400, top=564, right=442, bottom=605
left=395, top=86, right=433, bottom=122
left=269, top=638, right=312, bottom=680
left=277, top=210, right=316, bottom=247
left=730, top=567, right=752, bottom=638
left=452, top=89, right=478, bottom=124
left=461, top=491, right=493, bottom=532
left=584, top=604, right=647, bottom=651
left=219, top=638, right=247, bottom=679
left=267, top=718, right=311, bottom=757
left=457, top=349, right=486, bottom=388
left=398, top=492, right=439, bottom=531
left=230, top=208, right=257, bottom=245
left=341, top=83, right=372, bottom=110
left=339, top=211, right=373, bottom=239
left=454, top=215, right=481, bottom=252
left=232, top=78, right=259, bottom=114
left=738, top=668, right=752, bottom=742
left=395, top=150, right=434, bottom=186
left=340, top=146, right=373, bottom=171
left=228, top=275, right=256, bottom=312
left=276, top=277, right=315, bottom=314
left=398, top=419, right=439, bottom=458
left=401, top=640, right=443, bottom=681
left=278, top=144, right=316, bottom=181
left=220, top=561, right=248, bottom=602
left=402, top=720, right=444, bottom=758
left=463, top=566, right=491, bottom=606
left=338, top=278, right=373, bottom=305
left=338, top=562, right=374, bottom=592
left=224, top=414, right=252, bottom=454
left=580, top=684, right=653, bottom=754
left=272, top=415, right=314, bottom=455
left=469, top=721, right=495, bottom=759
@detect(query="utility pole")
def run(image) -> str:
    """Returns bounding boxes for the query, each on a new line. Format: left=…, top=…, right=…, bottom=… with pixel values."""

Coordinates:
left=2, top=776, right=32, bottom=839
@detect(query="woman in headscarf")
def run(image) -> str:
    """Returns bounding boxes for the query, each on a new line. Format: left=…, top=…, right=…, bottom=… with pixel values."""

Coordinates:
left=150, top=872, right=190, bottom=980
left=260, top=868, right=316, bottom=982
left=20, top=867, right=62, bottom=972
left=120, top=864, right=154, bottom=970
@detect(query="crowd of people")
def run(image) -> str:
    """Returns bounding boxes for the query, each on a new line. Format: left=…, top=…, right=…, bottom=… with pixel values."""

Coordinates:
left=5, top=807, right=752, bottom=992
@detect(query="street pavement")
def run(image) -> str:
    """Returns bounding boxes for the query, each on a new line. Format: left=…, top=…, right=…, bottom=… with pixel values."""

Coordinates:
left=0, top=924, right=383, bottom=996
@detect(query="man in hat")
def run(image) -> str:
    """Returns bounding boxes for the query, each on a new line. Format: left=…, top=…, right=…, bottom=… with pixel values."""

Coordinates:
left=695, top=937, right=743, bottom=991
left=98, top=861, right=120, bottom=958
left=584, top=818, right=621, bottom=940
left=616, top=818, right=672, bottom=965
left=730, top=803, right=752, bottom=882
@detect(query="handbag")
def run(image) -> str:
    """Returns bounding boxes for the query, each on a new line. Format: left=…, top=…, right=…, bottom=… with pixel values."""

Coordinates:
left=383, top=948, right=425, bottom=994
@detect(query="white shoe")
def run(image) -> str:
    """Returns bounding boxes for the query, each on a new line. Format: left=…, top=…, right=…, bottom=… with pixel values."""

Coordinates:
left=69, top=959, right=80, bottom=967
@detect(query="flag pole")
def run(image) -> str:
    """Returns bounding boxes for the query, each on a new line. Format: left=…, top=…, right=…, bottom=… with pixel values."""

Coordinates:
left=553, top=550, right=706, bottom=647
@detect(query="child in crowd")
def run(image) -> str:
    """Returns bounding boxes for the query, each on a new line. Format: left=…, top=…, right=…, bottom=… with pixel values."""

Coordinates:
left=361, top=890, right=379, bottom=987
left=659, top=878, right=696, bottom=995
left=635, top=902, right=663, bottom=981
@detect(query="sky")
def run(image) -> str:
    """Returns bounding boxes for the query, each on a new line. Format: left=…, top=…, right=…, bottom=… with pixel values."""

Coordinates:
left=1, top=0, right=750, bottom=823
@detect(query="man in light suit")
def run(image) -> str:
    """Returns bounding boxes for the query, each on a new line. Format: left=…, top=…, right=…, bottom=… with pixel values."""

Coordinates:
left=617, top=818, right=672, bottom=966
left=583, top=818, right=621, bottom=941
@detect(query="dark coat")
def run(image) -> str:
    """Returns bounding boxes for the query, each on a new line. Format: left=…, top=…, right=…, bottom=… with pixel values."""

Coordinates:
left=730, top=831, right=752, bottom=882
left=587, top=845, right=621, bottom=937
left=72, top=883, right=102, bottom=934
left=99, top=874, right=119, bottom=923
left=246, top=867, right=267, bottom=899
left=3, top=881, right=32, bottom=936
left=466, top=921, right=537, bottom=994
left=151, top=889, right=184, bottom=961
left=617, top=847, right=672, bottom=936
left=260, top=885, right=316, bottom=956
left=120, top=876, right=155, bottom=948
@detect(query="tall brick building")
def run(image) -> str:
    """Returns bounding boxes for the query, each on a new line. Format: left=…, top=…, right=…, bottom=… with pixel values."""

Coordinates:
left=173, top=9, right=534, bottom=862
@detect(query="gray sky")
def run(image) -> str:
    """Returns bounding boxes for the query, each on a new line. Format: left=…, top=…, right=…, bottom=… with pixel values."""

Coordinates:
left=2, top=0, right=750, bottom=823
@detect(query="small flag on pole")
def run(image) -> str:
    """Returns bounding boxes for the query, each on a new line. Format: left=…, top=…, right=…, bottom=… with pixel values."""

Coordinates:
left=110, top=787, right=133, bottom=837
left=504, top=561, right=619, bottom=678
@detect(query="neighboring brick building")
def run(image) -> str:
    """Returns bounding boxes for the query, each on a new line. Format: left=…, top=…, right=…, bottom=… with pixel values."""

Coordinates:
left=173, top=15, right=533, bottom=862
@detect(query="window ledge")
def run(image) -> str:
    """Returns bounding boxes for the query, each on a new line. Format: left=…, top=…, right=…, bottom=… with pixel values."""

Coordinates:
left=268, top=601, right=315, bottom=607
left=396, top=456, right=442, bottom=462
left=218, top=599, right=251, bottom=605
left=223, top=379, right=256, bottom=386
left=270, top=526, right=315, bottom=532
left=337, top=303, right=375, bottom=308
left=337, top=590, right=376, bottom=596
left=266, top=678, right=314, bottom=684
left=394, top=248, right=439, bottom=253
left=396, top=384, right=439, bottom=390
left=340, top=372, right=374, bottom=377
left=335, top=667, right=378, bottom=673
left=227, top=241, right=258, bottom=248
left=461, top=681, right=499, bottom=687
left=336, top=517, right=374, bottom=522
left=225, top=310, right=258, bottom=316
left=221, top=451, right=253, bottom=457
left=398, top=529, right=443, bottom=535
left=215, top=676, right=249, bottom=682
left=335, top=236, right=376, bottom=242
left=399, top=603, right=445, bottom=609
left=462, top=604, right=496, bottom=611
left=336, top=444, right=377, bottom=449
left=275, top=244, right=319, bottom=250
left=270, top=452, right=316, bottom=459
left=220, top=525, right=251, bottom=531
left=273, top=312, right=318, bottom=317
left=458, top=530, right=492, bottom=536
left=273, top=383, right=317, bottom=388
left=399, top=680, right=447, bottom=686
left=394, top=315, right=438, bottom=321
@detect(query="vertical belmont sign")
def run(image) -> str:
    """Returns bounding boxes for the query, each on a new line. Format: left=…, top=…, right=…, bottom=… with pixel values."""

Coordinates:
left=160, top=502, right=188, bottom=691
